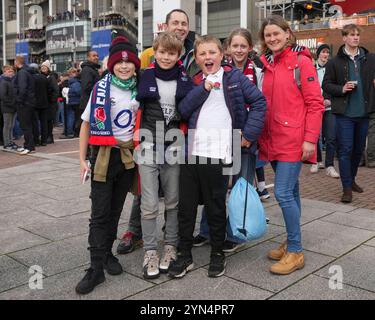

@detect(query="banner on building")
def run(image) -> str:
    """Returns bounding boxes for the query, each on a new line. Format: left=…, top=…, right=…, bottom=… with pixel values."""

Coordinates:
left=329, top=16, right=368, bottom=29
left=46, top=25, right=84, bottom=52
left=296, top=37, right=326, bottom=56
left=91, top=29, right=112, bottom=61
left=153, top=0, right=182, bottom=34
left=329, top=1, right=375, bottom=15
left=15, top=42, right=29, bottom=64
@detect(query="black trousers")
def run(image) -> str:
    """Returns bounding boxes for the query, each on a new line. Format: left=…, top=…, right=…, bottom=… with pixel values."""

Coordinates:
left=17, top=106, right=35, bottom=151
left=47, top=104, right=57, bottom=140
left=88, top=148, right=135, bottom=268
left=75, top=108, right=84, bottom=137
left=178, top=158, right=229, bottom=255
left=33, top=108, right=48, bottom=144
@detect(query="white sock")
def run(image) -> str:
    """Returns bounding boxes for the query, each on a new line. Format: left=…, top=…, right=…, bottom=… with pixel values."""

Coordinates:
left=258, top=181, right=266, bottom=192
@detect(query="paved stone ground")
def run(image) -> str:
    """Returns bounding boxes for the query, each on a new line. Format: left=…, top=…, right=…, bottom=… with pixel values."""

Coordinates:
left=1, top=131, right=375, bottom=300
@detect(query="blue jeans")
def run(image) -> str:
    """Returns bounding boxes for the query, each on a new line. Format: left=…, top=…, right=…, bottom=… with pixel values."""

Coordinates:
left=335, top=115, right=369, bottom=189
left=199, top=153, right=256, bottom=244
left=271, top=161, right=302, bottom=253
left=13, top=115, right=23, bottom=138
left=56, top=101, right=65, bottom=124
left=322, top=110, right=337, bottom=168
left=66, top=104, right=77, bottom=136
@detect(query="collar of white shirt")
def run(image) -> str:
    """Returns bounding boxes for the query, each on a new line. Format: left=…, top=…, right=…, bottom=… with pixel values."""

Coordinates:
left=203, top=67, right=224, bottom=82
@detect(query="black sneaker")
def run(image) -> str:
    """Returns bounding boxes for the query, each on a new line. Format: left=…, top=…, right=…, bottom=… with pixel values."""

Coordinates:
left=208, top=253, right=226, bottom=278
left=117, top=231, right=143, bottom=254
left=75, top=268, right=105, bottom=295
left=192, top=235, right=209, bottom=247
left=168, top=253, right=194, bottom=279
left=222, top=240, right=245, bottom=253
left=103, top=253, right=123, bottom=275
left=257, top=188, right=271, bottom=201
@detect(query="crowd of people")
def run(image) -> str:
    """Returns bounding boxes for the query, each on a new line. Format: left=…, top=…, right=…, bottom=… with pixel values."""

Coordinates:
left=47, top=10, right=91, bottom=23
left=1, top=9, right=374, bottom=296
left=94, top=16, right=129, bottom=28
left=17, top=30, right=46, bottom=40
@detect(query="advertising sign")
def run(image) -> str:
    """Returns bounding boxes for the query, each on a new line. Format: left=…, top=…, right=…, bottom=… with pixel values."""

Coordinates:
left=329, top=16, right=368, bottom=29
left=15, top=42, right=29, bottom=64
left=296, top=37, right=326, bottom=55
left=91, top=29, right=112, bottom=61
left=46, top=26, right=84, bottom=51
left=153, top=0, right=181, bottom=34
left=329, top=1, right=375, bottom=15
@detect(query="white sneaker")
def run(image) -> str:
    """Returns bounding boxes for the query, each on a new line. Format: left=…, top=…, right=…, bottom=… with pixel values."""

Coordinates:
left=143, top=250, right=160, bottom=279
left=159, top=245, right=177, bottom=273
left=318, top=162, right=325, bottom=169
left=310, top=164, right=319, bottom=173
left=19, top=149, right=31, bottom=155
left=326, top=166, right=340, bottom=178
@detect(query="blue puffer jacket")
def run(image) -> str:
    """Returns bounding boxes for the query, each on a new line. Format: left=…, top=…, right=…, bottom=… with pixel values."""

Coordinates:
left=68, top=77, right=81, bottom=106
left=178, top=66, right=266, bottom=154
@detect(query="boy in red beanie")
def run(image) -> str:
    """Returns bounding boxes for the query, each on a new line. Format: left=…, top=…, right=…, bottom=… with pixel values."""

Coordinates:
left=76, top=36, right=140, bottom=295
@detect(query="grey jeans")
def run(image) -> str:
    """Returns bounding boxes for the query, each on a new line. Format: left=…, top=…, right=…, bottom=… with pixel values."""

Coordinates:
left=138, top=161, right=179, bottom=251
left=2, top=113, right=16, bottom=146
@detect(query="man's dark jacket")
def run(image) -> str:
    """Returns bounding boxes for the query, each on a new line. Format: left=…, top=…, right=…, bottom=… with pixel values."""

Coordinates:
left=322, top=45, right=375, bottom=115
left=79, top=61, right=100, bottom=110
left=13, top=65, right=36, bottom=108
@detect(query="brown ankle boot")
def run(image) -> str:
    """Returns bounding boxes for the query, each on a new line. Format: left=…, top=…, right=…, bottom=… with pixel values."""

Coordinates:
left=352, top=182, right=364, bottom=193
left=341, top=188, right=352, bottom=203
left=270, top=252, right=305, bottom=275
left=267, top=241, right=287, bottom=261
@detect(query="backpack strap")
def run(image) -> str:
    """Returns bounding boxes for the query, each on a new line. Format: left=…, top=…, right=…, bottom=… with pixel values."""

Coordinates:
left=294, top=54, right=302, bottom=90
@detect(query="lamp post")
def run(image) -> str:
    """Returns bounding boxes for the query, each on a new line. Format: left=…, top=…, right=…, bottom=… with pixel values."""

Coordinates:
left=72, top=0, right=81, bottom=66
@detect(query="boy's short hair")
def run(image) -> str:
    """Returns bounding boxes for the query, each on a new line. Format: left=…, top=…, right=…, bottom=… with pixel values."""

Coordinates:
left=153, top=32, right=183, bottom=56
left=2, top=65, right=14, bottom=73
left=194, top=35, right=223, bottom=56
left=342, top=24, right=362, bottom=36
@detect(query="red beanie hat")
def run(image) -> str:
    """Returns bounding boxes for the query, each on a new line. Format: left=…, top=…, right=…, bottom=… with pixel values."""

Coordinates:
left=107, top=36, right=140, bottom=74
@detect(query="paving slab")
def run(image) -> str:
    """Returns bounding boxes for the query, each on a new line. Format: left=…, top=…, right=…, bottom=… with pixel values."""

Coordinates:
left=127, top=268, right=273, bottom=300
left=0, top=163, right=62, bottom=176
left=9, top=235, right=89, bottom=277
left=0, top=185, right=28, bottom=199
left=321, top=209, right=375, bottom=232
left=0, top=228, right=51, bottom=255
left=270, top=274, right=375, bottom=300
left=0, top=209, right=56, bottom=229
left=265, top=205, right=334, bottom=227
left=301, top=199, right=356, bottom=213
left=315, top=245, right=375, bottom=293
left=34, top=198, right=91, bottom=217
left=43, top=176, right=85, bottom=188
left=0, top=194, right=56, bottom=214
left=224, top=241, right=334, bottom=293
left=0, top=171, right=65, bottom=186
left=117, top=241, right=213, bottom=285
left=0, top=266, right=153, bottom=300
left=21, top=212, right=90, bottom=241
left=365, top=238, right=375, bottom=247
left=273, top=220, right=375, bottom=257
left=0, top=256, right=30, bottom=293
left=33, top=184, right=90, bottom=201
